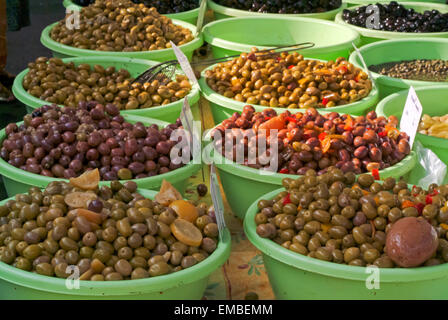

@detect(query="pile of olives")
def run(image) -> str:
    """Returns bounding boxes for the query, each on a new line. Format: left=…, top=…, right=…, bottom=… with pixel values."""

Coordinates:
left=0, top=178, right=218, bottom=280
left=255, top=167, right=448, bottom=268
left=51, top=0, right=194, bottom=52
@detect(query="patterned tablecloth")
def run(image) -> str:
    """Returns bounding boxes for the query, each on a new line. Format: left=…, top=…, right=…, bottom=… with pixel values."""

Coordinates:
left=184, top=55, right=275, bottom=299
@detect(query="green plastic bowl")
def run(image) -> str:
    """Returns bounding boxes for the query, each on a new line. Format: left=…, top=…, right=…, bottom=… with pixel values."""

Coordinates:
left=0, top=115, right=201, bottom=197
left=202, top=16, right=361, bottom=61
left=62, top=0, right=201, bottom=24
left=335, top=2, right=448, bottom=45
left=208, top=0, right=347, bottom=20
left=244, top=188, right=448, bottom=299
left=12, top=56, right=200, bottom=123
left=349, top=38, right=448, bottom=99
left=0, top=188, right=230, bottom=299
left=205, top=136, right=417, bottom=219
left=40, top=21, right=203, bottom=62
left=199, top=64, right=380, bottom=124
left=376, top=85, right=448, bottom=165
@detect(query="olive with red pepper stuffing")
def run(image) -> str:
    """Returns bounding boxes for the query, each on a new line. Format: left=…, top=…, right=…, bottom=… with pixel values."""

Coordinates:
left=211, top=107, right=410, bottom=175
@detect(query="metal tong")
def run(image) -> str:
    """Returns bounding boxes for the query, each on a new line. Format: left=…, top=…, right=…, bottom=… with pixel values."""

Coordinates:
left=132, top=42, right=315, bottom=84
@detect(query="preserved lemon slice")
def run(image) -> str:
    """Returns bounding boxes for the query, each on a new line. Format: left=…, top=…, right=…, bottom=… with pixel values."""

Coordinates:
left=69, top=169, right=100, bottom=190
left=155, top=180, right=182, bottom=206
left=71, top=208, right=103, bottom=224
left=64, top=192, right=97, bottom=208
left=170, top=218, right=203, bottom=247
left=169, top=200, right=198, bottom=223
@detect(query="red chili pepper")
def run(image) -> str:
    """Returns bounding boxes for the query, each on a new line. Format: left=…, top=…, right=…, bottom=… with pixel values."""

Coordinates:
left=264, top=116, right=272, bottom=121
left=279, top=168, right=289, bottom=174
left=322, top=98, right=329, bottom=106
left=283, top=193, right=291, bottom=205
left=247, top=53, right=257, bottom=61
left=318, top=132, right=327, bottom=141
left=414, top=203, right=425, bottom=215
left=337, top=65, right=348, bottom=74
left=286, top=116, right=297, bottom=123
left=288, top=65, right=294, bottom=69
left=429, top=189, right=439, bottom=197
left=426, top=195, right=433, bottom=205
left=378, top=131, right=387, bottom=137
left=372, top=168, right=380, bottom=180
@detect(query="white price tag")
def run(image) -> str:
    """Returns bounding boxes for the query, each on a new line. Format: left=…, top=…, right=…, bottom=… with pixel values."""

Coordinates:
left=210, top=164, right=226, bottom=240
left=400, top=86, right=423, bottom=149
left=180, top=97, right=200, bottom=161
left=196, top=0, right=207, bottom=35
left=170, top=41, right=198, bottom=87
left=352, top=42, right=375, bottom=89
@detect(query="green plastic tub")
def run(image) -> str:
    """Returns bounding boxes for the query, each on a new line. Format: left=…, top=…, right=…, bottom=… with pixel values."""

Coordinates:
left=199, top=65, right=380, bottom=124
left=206, top=138, right=416, bottom=219
left=0, top=115, right=201, bottom=197
left=40, top=20, right=203, bottom=62
left=208, top=0, right=347, bottom=20
left=202, top=16, right=361, bottom=61
left=376, top=85, right=448, bottom=176
left=335, top=2, right=448, bottom=45
left=0, top=188, right=230, bottom=300
left=349, top=38, right=448, bottom=99
left=244, top=188, right=448, bottom=299
left=12, top=56, right=200, bottom=123
left=62, top=0, right=201, bottom=24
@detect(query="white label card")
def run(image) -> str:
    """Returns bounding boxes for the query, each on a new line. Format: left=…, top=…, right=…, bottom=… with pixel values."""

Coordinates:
left=170, top=41, right=198, bottom=87
left=400, top=86, right=423, bottom=149
left=180, top=97, right=200, bottom=161
left=351, top=42, right=375, bottom=89
left=210, top=164, right=226, bottom=240
left=196, top=0, right=207, bottom=35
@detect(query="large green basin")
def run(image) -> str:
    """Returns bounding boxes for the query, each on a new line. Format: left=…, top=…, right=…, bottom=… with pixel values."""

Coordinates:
left=202, top=16, right=360, bottom=61
left=0, top=115, right=201, bottom=197
left=12, top=56, right=200, bottom=123
left=208, top=0, right=346, bottom=20
left=40, top=20, right=203, bottom=62
left=244, top=188, right=448, bottom=299
left=0, top=188, right=230, bottom=299
left=349, top=38, right=448, bottom=99
left=335, top=2, right=448, bottom=45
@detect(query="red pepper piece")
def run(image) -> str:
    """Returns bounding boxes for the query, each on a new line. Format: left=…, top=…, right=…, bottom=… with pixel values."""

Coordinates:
left=414, top=203, right=425, bottom=215
left=264, top=116, right=272, bottom=121
left=429, top=190, right=439, bottom=197
left=247, top=53, right=257, bottom=61
left=318, top=132, right=327, bottom=141
left=337, top=65, right=348, bottom=74
left=279, top=168, right=289, bottom=174
left=378, top=131, right=387, bottom=137
left=286, top=116, right=297, bottom=123
left=322, top=98, right=329, bottom=106
left=283, top=193, right=291, bottom=205
left=426, top=195, right=433, bottom=205
left=288, top=65, right=294, bottom=69
left=372, top=168, right=380, bottom=180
